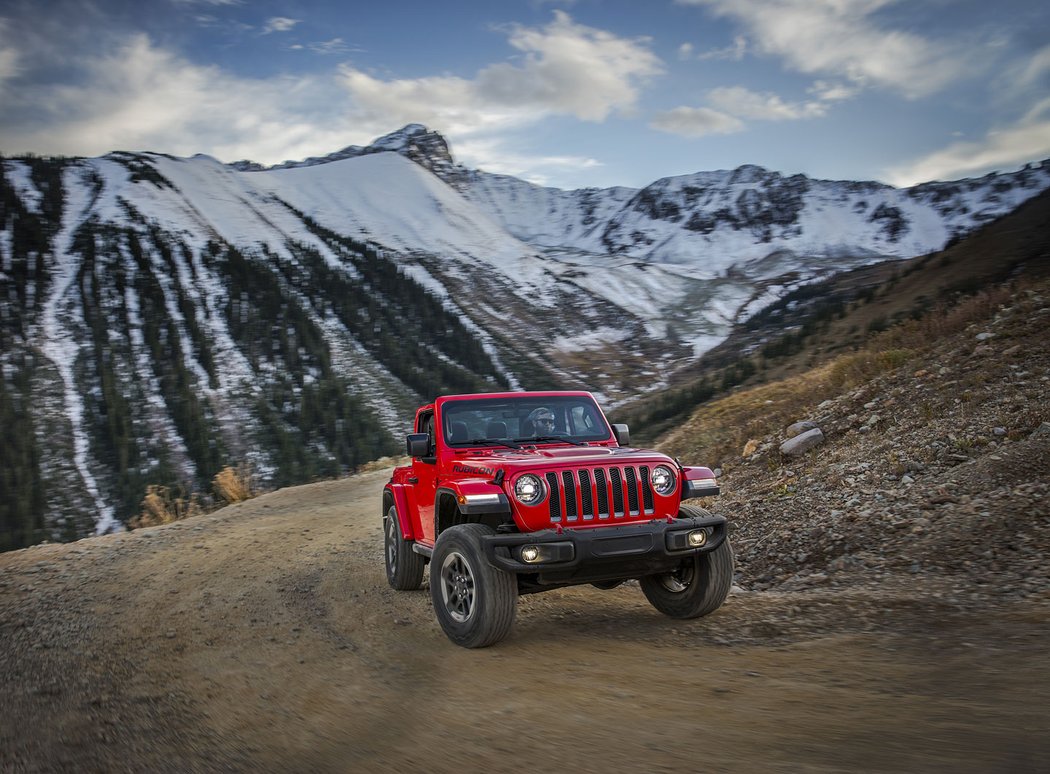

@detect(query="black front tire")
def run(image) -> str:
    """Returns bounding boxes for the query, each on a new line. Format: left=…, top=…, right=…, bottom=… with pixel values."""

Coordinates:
left=385, top=505, right=425, bottom=591
left=640, top=505, right=734, bottom=619
left=430, top=523, right=517, bottom=648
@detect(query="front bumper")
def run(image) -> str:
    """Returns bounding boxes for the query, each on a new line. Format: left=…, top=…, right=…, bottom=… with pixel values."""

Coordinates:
left=479, top=513, right=727, bottom=586
left=683, top=479, right=720, bottom=499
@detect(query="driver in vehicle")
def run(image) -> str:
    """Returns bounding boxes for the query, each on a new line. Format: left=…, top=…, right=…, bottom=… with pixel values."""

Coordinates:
left=527, top=407, right=556, bottom=436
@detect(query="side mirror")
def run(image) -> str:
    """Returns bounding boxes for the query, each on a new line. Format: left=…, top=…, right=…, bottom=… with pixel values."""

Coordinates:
left=611, top=424, right=630, bottom=446
left=406, top=433, right=431, bottom=458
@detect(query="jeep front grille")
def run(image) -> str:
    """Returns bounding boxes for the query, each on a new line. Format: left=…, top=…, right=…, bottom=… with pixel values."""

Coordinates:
left=545, top=465, right=657, bottom=523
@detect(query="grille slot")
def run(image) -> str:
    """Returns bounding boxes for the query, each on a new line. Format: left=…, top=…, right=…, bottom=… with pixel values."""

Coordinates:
left=545, top=472, right=561, bottom=522
left=562, top=471, right=578, bottom=521
left=610, top=468, right=625, bottom=517
left=594, top=469, right=610, bottom=518
left=578, top=470, right=594, bottom=520
left=639, top=466, right=654, bottom=512
left=625, top=467, right=639, bottom=515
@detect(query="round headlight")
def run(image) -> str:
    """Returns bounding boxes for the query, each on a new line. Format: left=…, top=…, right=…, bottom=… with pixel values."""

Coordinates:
left=651, top=465, right=677, bottom=495
left=514, top=474, right=546, bottom=505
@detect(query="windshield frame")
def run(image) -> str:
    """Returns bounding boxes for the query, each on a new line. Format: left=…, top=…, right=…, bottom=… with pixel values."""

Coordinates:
left=440, top=394, right=613, bottom=448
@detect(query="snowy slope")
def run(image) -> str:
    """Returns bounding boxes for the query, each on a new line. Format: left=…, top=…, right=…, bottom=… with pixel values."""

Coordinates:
left=460, top=170, right=637, bottom=247
left=254, top=153, right=540, bottom=278
left=463, top=161, right=1050, bottom=274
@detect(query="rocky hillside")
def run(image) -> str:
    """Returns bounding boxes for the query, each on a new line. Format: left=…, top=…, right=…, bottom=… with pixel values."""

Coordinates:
left=661, top=278, right=1050, bottom=605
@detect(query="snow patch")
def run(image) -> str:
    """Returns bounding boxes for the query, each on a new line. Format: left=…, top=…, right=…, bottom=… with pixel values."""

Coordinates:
left=3, top=161, right=43, bottom=214
left=38, top=167, right=118, bottom=535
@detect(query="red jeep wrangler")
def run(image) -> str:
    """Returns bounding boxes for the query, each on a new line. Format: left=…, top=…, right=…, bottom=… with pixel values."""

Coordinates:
left=383, top=391, right=732, bottom=647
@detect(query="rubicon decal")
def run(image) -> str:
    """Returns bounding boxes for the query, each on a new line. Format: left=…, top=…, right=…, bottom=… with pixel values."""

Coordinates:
left=453, top=463, right=495, bottom=476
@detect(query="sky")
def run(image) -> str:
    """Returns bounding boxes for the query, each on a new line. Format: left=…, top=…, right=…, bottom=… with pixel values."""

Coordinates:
left=1, top=0, right=1048, bottom=189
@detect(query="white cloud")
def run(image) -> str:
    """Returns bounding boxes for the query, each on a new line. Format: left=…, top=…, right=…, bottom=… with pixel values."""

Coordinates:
left=0, top=34, right=367, bottom=163
left=884, top=99, right=1050, bottom=185
left=998, top=43, right=1050, bottom=105
left=807, top=79, right=861, bottom=103
left=262, top=17, right=299, bottom=34
left=677, top=0, right=965, bottom=98
left=308, top=38, right=349, bottom=55
left=709, top=85, right=825, bottom=120
left=0, top=47, right=14, bottom=84
left=189, top=14, right=252, bottom=33
left=339, top=69, right=517, bottom=136
left=0, top=22, right=18, bottom=92
left=481, top=11, right=663, bottom=120
left=1017, top=44, right=1050, bottom=88
left=650, top=106, right=744, bottom=138
left=652, top=84, right=829, bottom=140
left=696, top=35, right=747, bottom=61
left=455, top=137, right=601, bottom=186
left=677, top=42, right=694, bottom=60
left=0, top=12, right=662, bottom=179
left=340, top=11, right=663, bottom=131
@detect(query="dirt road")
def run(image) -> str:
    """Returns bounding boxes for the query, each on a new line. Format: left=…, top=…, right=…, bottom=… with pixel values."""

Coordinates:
left=2, top=468, right=1048, bottom=772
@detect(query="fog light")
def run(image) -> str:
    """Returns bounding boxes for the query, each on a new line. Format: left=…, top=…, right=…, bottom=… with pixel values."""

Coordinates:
left=521, top=546, right=541, bottom=563
left=687, top=529, right=708, bottom=547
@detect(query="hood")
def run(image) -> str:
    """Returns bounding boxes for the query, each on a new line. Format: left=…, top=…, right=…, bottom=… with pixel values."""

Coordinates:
left=453, top=445, right=673, bottom=470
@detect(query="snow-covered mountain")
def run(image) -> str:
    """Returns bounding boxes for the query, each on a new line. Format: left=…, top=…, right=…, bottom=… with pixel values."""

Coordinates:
left=459, top=146, right=1050, bottom=334
left=2, top=123, right=1048, bottom=545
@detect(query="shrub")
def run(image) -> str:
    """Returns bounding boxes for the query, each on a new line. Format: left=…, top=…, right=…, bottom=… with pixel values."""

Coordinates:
left=827, top=348, right=916, bottom=390
left=130, top=484, right=201, bottom=529
left=128, top=464, right=257, bottom=529
left=213, top=465, right=255, bottom=505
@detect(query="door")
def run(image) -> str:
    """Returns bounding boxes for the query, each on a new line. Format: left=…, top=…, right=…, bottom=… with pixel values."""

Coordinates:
left=410, top=410, right=438, bottom=545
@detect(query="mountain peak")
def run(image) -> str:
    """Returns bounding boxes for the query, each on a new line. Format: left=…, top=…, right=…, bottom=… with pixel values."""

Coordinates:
left=230, top=124, right=461, bottom=183
left=367, top=124, right=457, bottom=177
left=372, top=123, right=432, bottom=146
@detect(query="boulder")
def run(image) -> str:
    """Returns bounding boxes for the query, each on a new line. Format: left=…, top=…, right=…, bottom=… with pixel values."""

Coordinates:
left=785, top=420, right=819, bottom=437
left=780, top=428, right=825, bottom=457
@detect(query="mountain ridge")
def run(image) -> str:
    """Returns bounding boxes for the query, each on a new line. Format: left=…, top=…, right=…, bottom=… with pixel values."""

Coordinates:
left=2, top=126, right=1050, bottom=545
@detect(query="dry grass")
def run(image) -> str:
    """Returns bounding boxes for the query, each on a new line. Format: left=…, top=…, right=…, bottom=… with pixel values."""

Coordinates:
left=129, top=485, right=202, bottom=529
left=659, top=281, right=1037, bottom=468
left=213, top=465, right=255, bottom=505
left=874, top=285, right=1016, bottom=351
left=660, top=364, right=838, bottom=466
left=129, top=464, right=257, bottom=530
left=827, top=348, right=916, bottom=391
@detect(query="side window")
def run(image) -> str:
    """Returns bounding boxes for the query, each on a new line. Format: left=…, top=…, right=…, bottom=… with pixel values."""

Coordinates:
left=571, top=406, right=598, bottom=434
left=417, top=412, right=436, bottom=456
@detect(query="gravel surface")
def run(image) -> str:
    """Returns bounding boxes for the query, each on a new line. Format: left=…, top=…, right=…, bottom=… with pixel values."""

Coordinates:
left=3, top=464, right=1049, bottom=772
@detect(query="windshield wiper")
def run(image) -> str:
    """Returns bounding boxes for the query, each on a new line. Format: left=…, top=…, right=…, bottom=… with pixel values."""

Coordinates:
left=515, top=435, right=587, bottom=447
left=463, top=438, right=522, bottom=450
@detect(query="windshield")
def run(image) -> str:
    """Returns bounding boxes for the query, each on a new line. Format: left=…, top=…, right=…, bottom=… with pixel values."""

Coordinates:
left=442, top=395, right=612, bottom=446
